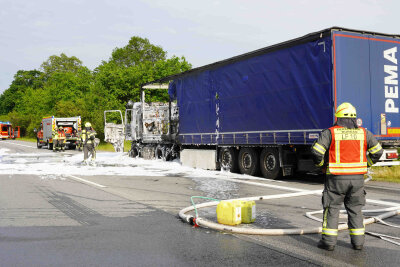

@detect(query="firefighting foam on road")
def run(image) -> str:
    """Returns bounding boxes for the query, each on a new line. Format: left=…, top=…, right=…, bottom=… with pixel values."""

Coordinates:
left=0, top=146, right=269, bottom=182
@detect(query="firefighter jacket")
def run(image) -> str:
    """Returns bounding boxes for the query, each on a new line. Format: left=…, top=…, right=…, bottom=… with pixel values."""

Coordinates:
left=58, top=130, right=66, bottom=140
left=81, top=128, right=96, bottom=145
left=312, top=125, right=383, bottom=175
left=53, top=129, right=59, bottom=140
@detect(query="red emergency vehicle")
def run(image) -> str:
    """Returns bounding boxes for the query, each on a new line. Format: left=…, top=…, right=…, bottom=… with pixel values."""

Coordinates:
left=0, top=121, right=20, bottom=140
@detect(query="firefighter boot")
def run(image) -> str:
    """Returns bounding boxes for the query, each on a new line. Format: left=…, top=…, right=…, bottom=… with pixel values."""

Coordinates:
left=317, top=240, right=335, bottom=251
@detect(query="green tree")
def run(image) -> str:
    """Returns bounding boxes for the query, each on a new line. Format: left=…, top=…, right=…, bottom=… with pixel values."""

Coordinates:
left=41, top=53, right=83, bottom=79
left=109, top=36, right=166, bottom=67
left=0, top=37, right=191, bottom=139
left=0, top=70, right=43, bottom=115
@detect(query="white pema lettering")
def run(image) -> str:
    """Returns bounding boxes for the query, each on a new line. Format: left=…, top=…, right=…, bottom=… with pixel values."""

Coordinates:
left=384, top=47, right=399, bottom=113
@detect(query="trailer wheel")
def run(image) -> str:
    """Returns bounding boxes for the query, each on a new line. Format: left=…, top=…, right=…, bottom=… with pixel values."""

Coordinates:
left=219, top=147, right=239, bottom=173
left=37, top=139, right=42, bottom=149
left=238, top=147, right=259, bottom=176
left=260, top=148, right=281, bottom=179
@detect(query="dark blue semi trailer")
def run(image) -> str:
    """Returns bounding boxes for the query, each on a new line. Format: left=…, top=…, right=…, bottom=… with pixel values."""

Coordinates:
left=140, top=27, right=400, bottom=179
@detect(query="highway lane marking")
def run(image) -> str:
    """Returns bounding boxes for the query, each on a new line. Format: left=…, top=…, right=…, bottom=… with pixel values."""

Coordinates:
left=0, top=142, right=36, bottom=149
left=202, top=177, right=400, bottom=208
left=68, top=175, right=107, bottom=188
left=208, top=176, right=319, bottom=192
left=3, top=141, right=398, bottom=207
left=366, top=184, right=400, bottom=193
left=1, top=141, right=79, bottom=156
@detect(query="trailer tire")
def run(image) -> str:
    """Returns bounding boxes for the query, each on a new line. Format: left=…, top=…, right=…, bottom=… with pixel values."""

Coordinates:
left=238, top=147, right=259, bottom=176
left=260, top=148, right=281, bottom=179
left=37, top=139, right=42, bottom=149
left=219, top=147, right=239, bottom=173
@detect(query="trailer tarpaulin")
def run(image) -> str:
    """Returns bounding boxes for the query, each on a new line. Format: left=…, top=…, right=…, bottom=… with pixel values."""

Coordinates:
left=170, top=70, right=216, bottom=134
left=333, top=31, right=400, bottom=139
left=170, top=37, right=333, bottom=135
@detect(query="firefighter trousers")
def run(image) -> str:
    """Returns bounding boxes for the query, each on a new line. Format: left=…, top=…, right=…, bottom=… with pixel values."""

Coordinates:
left=53, top=139, right=65, bottom=151
left=321, top=175, right=366, bottom=247
left=83, top=143, right=96, bottom=160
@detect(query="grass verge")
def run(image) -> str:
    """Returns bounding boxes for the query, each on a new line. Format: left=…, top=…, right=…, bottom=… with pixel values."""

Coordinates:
left=17, top=137, right=131, bottom=152
left=370, top=166, right=400, bottom=183
left=18, top=137, right=36, bottom=142
left=97, top=141, right=131, bottom=152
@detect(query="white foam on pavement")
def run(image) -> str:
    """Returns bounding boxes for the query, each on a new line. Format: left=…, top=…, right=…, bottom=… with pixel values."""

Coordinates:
left=0, top=150, right=273, bottom=183
left=0, top=148, right=10, bottom=155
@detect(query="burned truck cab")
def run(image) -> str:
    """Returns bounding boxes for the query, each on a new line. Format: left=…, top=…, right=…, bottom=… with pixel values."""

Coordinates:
left=105, top=84, right=179, bottom=160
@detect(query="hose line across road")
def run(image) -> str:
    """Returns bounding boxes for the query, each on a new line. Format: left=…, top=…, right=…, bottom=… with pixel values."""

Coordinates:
left=179, top=181, right=400, bottom=239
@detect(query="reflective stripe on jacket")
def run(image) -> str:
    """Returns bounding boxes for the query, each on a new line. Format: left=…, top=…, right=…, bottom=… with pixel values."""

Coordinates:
left=53, top=130, right=59, bottom=140
left=58, top=130, right=66, bottom=139
left=82, top=129, right=96, bottom=144
left=328, top=126, right=367, bottom=175
left=311, top=124, right=383, bottom=174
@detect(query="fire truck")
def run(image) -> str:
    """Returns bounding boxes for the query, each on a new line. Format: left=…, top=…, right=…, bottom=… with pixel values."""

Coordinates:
left=0, top=121, right=20, bottom=140
left=35, top=116, right=82, bottom=150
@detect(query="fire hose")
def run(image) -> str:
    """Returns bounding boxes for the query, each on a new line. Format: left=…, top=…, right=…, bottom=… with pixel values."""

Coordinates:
left=179, top=190, right=400, bottom=237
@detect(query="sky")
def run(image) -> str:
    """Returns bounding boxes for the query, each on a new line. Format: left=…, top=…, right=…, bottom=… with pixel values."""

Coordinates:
left=0, top=0, right=399, bottom=93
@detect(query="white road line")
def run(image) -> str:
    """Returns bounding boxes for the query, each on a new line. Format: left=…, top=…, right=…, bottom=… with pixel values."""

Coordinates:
left=367, top=198, right=400, bottom=207
left=208, top=176, right=400, bottom=208
left=209, top=176, right=318, bottom=192
left=1, top=142, right=36, bottom=149
left=68, top=175, right=107, bottom=188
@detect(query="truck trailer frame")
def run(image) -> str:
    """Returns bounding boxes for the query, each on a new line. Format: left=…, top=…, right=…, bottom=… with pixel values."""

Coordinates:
left=108, top=27, right=400, bottom=179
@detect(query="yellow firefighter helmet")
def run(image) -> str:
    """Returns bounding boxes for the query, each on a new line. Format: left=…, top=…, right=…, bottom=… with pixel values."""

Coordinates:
left=335, top=102, right=357, bottom=118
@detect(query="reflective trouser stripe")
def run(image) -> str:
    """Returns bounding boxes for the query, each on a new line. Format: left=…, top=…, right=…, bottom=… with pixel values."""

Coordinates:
left=323, top=208, right=328, bottom=228
left=322, top=228, right=338, bottom=236
left=349, top=228, right=365, bottom=235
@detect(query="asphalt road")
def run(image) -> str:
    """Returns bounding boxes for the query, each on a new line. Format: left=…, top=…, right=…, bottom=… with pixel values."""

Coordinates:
left=0, top=140, right=399, bottom=266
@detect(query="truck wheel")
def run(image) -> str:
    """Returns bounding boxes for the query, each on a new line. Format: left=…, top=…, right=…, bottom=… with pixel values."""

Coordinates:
left=219, top=147, right=239, bottom=173
left=129, top=146, right=139, bottom=158
left=37, top=139, right=42, bottom=149
left=155, top=145, right=164, bottom=159
left=47, top=141, right=53, bottom=150
left=164, top=147, right=172, bottom=161
left=260, top=148, right=281, bottom=179
left=238, top=147, right=259, bottom=176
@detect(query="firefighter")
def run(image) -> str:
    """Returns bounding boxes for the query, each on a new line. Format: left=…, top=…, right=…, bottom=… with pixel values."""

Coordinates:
left=74, top=129, right=83, bottom=151
left=52, top=127, right=59, bottom=152
left=81, top=122, right=97, bottom=161
left=53, top=126, right=66, bottom=151
left=311, top=102, right=383, bottom=251
left=58, top=126, right=66, bottom=151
